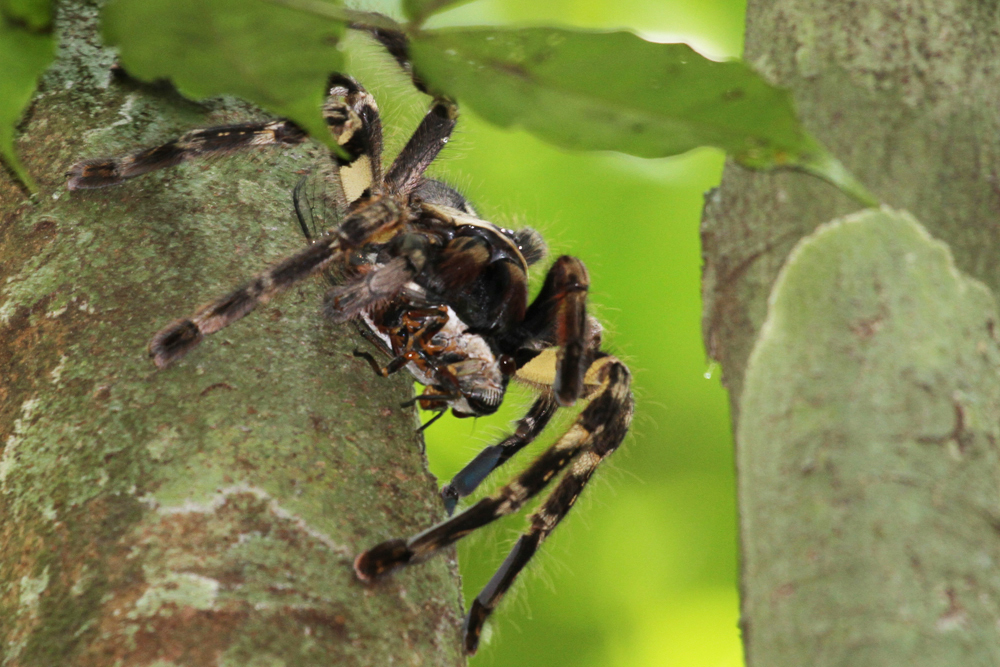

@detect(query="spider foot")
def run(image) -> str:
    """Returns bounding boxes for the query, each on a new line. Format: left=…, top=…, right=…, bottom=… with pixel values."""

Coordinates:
left=440, top=485, right=460, bottom=515
left=67, top=158, right=128, bottom=190
left=353, top=538, right=413, bottom=581
left=440, top=444, right=505, bottom=515
left=149, top=319, right=203, bottom=368
left=463, top=599, right=491, bottom=654
left=462, top=533, right=540, bottom=654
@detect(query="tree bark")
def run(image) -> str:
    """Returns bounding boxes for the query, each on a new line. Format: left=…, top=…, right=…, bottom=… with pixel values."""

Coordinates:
left=0, top=1, right=466, bottom=665
left=703, top=1, right=1000, bottom=665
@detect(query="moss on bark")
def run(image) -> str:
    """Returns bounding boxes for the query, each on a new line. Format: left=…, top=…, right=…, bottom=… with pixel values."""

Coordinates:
left=703, top=1, right=1000, bottom=665
left=0, top=2, right=466, bottom=664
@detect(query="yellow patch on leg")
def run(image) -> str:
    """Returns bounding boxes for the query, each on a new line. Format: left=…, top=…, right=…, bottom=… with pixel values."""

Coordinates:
left=516, top=349, right=613, bottom=398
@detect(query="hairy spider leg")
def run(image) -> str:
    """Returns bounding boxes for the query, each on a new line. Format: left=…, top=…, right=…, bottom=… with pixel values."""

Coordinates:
left=293, top=76, right=386, bottom=295
left=355, top=355, right=633, bottom=653
left=353, top=23, right=423, bottom=90
left=355, top=361, right=625, bottom=553
left=322, top=233, right=431, bottom=323
left=149, top=196, right=408, bottom=368
left=436, top=256, right=597, bottom=512
left=354, top=412, right=593, bottom=575
left=67, top=121, right=308, bottom=190
left=463, top=358, right=632, bottom=653
left=440, top=392, right=558, bottom=514
left=327, top=75, right=383, bottom=203
left=520, top=256, right=592, bottom=405
left=66, top=75, right=377, bottom=191
left=385, top=99, right=458, bottom=196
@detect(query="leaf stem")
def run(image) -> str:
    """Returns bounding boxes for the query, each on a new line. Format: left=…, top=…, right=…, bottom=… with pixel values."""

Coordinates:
left=265, top=0, right=407, bottom=34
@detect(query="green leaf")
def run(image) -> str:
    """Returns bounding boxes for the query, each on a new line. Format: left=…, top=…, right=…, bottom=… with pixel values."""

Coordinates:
left=402, top=0, right=476, bottom=25
left=1, top=0, right=51, bottom=30
left=0, top=16, right=55, bottom=193
left=410, top=27, right=876, bottom=206
left=102, top=0, right=346, bottom=153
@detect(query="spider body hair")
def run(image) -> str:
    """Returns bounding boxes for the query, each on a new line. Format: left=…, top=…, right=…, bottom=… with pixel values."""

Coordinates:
left=68, top=59, right=632, bottom=656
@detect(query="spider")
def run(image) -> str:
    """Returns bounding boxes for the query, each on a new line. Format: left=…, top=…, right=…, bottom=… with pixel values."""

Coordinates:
left=68, top=59, right=633, bottom=655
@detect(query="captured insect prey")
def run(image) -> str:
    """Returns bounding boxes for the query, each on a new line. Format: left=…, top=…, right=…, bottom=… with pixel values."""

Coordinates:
left=67, top=37, right=633, bottom=656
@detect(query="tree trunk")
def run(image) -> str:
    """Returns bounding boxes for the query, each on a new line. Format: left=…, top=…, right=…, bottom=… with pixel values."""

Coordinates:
left=703, top=1, right=1000, bottom=665
left=0, top=1, right=466, bottom=665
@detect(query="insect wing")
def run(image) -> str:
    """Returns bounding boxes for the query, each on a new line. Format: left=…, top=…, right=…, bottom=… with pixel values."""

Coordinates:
left=293, top=163, right=348, bottom=285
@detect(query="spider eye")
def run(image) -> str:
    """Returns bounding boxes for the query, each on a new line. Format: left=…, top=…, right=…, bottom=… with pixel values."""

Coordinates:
left=499, top=354, right=516, bottom=376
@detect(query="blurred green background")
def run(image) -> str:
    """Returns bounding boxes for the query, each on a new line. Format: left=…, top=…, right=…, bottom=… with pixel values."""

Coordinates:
left=352, top=0, right=747, bottom=664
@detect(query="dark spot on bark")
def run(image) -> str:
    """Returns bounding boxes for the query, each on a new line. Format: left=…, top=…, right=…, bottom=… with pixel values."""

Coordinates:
left=309, top=413, right=328, bottom=432
left=916, top=401, right=971, bottom=453
left=771, top=582, right=795, bottom=601
left=850, top=315, right=883, bottom=339
left=200, top=382, right=235, bottom=397
left=33, top=218, right=58, bottom=235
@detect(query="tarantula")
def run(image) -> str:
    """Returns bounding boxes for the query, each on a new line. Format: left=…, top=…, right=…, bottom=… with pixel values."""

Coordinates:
left=68, top=67, right=633, bottom=655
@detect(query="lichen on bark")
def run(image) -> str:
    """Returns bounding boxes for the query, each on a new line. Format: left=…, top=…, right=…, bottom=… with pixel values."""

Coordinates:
left=739, top=209, right=1000, bottom=665
left=0, top=1, right=467, bottom=665
left=703, top=0, right=1000, bottom=411
left=703, top=1, right=1000, bottom=665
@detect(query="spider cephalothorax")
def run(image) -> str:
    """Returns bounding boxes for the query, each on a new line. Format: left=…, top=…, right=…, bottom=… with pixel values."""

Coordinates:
left=68, top=60, right=633, bottom=655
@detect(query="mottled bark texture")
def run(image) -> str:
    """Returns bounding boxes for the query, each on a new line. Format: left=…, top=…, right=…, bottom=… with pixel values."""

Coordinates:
left=0, top=2, right=467, bottom=665
left=703, top=2, right=1000, bottom=666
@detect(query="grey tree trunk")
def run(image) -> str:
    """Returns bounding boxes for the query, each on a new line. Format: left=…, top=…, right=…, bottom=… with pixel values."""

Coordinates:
left=0, top=1, right=466, bottom=665
left=703, top=1, right=1000, bottom=666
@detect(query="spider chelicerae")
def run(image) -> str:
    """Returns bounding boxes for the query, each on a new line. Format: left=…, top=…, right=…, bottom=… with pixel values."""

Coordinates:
left=67, top=46, right=633, bottom=656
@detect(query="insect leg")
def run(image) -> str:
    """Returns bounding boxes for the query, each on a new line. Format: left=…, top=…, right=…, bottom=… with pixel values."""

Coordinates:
left=352, top=349, right=410, bottom=377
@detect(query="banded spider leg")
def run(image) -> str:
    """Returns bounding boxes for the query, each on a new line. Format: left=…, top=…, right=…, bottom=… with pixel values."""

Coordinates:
left=355, top=255, right=634, bottom=654
left=67, top=50, right=635, bottom=656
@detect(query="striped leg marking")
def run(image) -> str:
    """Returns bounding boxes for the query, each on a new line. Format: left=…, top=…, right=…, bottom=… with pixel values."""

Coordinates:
left=149, top=197, right=407, bottom=368
left=67, top=121, right=307, bottom=190
left=324, top=75, right=383, bottom=203
left=463, top=358, right=632, bottom=653
left=355, top=358, right=633, bottom=654
left=67, top=74, right=381, bottom=193
left=353, top=422, right=590, bottom=579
